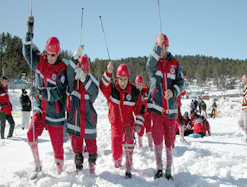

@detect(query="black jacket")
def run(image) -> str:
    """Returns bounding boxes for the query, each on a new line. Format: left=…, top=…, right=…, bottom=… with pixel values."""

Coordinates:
left=19, top=94, right=31, bottom=111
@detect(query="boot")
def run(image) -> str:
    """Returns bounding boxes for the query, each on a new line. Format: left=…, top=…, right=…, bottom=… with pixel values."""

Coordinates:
left=57, top=163, right=63, bottom=174
left=154, top=170, right=163, bottom=179
left=165, top=147, right=173, bottom=180
left=125, top=170, right=132, bottom=179
left=125, top=149, right=133, bottom=172
left=75, top=153, right=83, bottom=173
left=138, top=136, right=143, bottom=147
left=165, top=168, right=173, bottom=180
left=8, top=122, right=15, bottom=138
left=147, top=133, right=153, bottom=151
left=31, top=145, right=41, bottom=169
left=154, top=144, right=163, bottom=171
left=88, top=154, right=97, bottom=174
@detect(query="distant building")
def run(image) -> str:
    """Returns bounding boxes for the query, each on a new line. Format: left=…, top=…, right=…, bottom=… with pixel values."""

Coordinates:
left=8, top=80, right=31, bottom=89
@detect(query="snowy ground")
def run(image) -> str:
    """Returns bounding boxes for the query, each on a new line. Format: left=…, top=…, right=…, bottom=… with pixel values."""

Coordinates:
left=0, top=89, right=247, bottom=187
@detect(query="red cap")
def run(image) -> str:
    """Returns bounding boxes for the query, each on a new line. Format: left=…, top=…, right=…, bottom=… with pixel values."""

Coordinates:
left=46, top=37, right=60, bottom=52
left=116, top=63, right=130, bottom=77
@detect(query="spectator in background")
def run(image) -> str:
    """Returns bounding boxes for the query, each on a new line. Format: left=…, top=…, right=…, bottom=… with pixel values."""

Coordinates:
left=238, top=74, right=247, bottom=142
left=19, top=89, right=32, bottom=130
left=0, top=75, right=15, bottom=139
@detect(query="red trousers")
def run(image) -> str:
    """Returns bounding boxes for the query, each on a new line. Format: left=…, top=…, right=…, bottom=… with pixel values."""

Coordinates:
left=111, top=125, right=134, bottom=170
left=70, top=134, right=97, bottom=154
left=27, top=112, right=64, bottom=165
left=151, top=112, right=176, bottom=148
left=137, top=113, right=152, bottom=137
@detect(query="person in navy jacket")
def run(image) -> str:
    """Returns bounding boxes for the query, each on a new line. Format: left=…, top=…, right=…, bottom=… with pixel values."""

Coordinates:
left=146, top=33, right=184, bottom=180
left=66, top=46, right=99, bottom=174
left=23, top=16, right=68, bottom=176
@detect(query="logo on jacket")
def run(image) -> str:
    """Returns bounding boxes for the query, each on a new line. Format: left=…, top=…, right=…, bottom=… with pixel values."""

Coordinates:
left=170, top=67, right=175, bottom=74
left=126, top=94, right=131, bottom=101
left=52, top=74, right=57, bottom=80
left=61, top=75, right=65, bottom=84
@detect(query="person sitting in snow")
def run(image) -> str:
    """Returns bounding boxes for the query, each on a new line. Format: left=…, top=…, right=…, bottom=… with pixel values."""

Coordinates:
left=66, top=46, right=99, bottom=174
left=183, top=111, right=193, bottom=136
left=190, top=111, right=211, bottom=137
left=238, top=74, right=247, bottom=142
left=23, top=16, right=68, bottom=177
left=134, top=75, right=153, bottom=151
left=100, top=62, right=145, bottom=179
left=0, top=75, right=15, bottom=139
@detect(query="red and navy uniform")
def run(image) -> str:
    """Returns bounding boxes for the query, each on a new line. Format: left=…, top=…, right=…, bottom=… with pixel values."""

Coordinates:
left=66, top=58, right=99, bottom=156
left=23, top=34, right=68, bottom=166
left=100, top=71, right=144, bottom=170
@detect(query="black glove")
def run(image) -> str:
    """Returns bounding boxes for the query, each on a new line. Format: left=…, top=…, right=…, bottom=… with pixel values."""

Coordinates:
left=27, top=16, right=34, bottom=37
left=30, top=86, right=41, bottom=97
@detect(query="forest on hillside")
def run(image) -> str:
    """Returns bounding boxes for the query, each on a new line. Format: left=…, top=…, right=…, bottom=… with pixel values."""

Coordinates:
left=1, top=32, right=246, bottom=89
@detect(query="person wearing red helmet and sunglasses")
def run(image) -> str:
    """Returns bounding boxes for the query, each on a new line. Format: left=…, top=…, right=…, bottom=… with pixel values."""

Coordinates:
left=134, top=75, right=153, bottom=151
left=66, top=46, right=99, bottom=174
left=146, top=33, right=184, bottom=180
left=100, top=62, right=145, bottom=179
left=22, top=16, right=68, bottom=177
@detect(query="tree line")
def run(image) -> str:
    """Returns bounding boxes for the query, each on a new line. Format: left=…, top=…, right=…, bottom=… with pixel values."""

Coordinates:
left=1, top=32, right=246, bottom=89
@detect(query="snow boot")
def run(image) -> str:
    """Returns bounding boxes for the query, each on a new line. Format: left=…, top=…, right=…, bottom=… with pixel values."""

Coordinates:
left=125, top=170, right=132, bottom=179
left=30, top=145, right=42, bottom=180
left=114, top=158, right=122, bottom=168
left=165, top=168, right=174, bottom=181
left=88, top=154, right=97, bottom=174
left=57, top=163, right=63, bottom=174
left=154, top=143, right=163, bottom=171
left=165, top=147, right=174, bottom=180
left=138, top=136, right=143, bottom=147
left=125, top=149, right=133, bottom=172
left=147, top=133, right=153, bottom=151
left=75, top=153, right=83, bottom=173
left=154, top=170, right=163, bottom=179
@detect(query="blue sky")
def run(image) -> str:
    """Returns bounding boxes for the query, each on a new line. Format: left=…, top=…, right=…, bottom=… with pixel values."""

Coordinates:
left=0, top=0, right=246, bottom=61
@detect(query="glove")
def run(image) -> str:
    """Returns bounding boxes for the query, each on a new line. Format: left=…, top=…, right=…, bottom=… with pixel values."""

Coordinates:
left=134, top=125, right=142, bottom=133
left=27, top=16, right=34, bottom=36
left=75, top=67, right=86, bottom=82
left=73, top=45, right=84, bottom=60
left=30, top=86, right=42, bottom=97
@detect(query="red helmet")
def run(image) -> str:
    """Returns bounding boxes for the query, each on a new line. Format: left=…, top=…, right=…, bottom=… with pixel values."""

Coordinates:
left=116, top=63, right=129, bottom=77
left=46, top=37, right=60, bottom=52
left=135, top=75, right=144, bottom=84
left=155, top=34, right=169, bottom=47
left=77, top=56, right=90, bottom=71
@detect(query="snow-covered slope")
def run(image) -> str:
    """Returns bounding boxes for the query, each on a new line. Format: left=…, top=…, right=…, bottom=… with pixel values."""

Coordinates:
left=0, top=89, right=247, bottom=187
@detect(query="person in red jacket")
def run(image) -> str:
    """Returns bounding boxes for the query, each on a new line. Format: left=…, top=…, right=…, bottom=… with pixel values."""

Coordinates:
left=0, top=76, right=15, bottom=139
left=23, top=17, right=68, bottom=178
left=190, top=111, right=211, bottom=137
left=135, top=75, right=153, bottom=151
left=100, top=62, right=144, bottom=179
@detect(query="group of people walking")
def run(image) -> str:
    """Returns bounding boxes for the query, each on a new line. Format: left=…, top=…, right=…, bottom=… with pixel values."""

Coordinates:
left=20, top=15, right=185, bottom=180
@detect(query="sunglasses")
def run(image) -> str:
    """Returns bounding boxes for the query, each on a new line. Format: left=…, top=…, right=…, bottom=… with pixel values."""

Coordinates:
left=47, top=52, right=57, bottom=57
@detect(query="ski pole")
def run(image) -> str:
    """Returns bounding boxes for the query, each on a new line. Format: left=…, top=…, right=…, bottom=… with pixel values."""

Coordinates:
left=157, top=0, right=162, bottom=33
left=29, top=0, right=35, bottom=144
left=99, top=16, right=116, bottom=84
left=75, top=7, right=84, bottom=131
left=99, top=16, right=111, bottom=60
left=80, top=8, right=84, bottom=46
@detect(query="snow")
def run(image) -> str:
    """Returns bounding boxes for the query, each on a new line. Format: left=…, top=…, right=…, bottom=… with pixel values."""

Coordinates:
left=0, top=89, right=247, bottom=187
